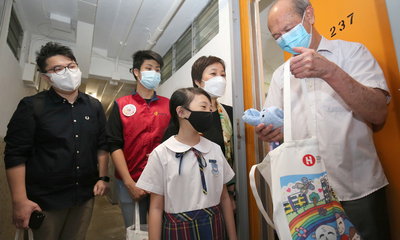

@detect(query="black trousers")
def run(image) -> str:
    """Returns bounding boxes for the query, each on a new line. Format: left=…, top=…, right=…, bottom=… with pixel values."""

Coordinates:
left=341, top=187, right=391, bottom=240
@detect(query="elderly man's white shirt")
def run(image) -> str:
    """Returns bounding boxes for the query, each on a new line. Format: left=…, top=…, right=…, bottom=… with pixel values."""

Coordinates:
left=137, top=136, right=235, bottom=213
left=265, top=37, right=389, bottom=201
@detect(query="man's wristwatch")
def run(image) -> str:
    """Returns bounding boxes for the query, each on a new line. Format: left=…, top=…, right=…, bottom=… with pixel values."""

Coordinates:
left=98, top=176, right=110, bottom=182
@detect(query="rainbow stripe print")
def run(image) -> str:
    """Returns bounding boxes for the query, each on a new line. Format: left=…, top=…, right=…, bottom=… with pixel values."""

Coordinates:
left=280, top=172, right=357, bottom=240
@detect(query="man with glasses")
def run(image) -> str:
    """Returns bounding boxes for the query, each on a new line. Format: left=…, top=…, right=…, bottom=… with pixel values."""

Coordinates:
left=4, top=42, right=109, bottom=240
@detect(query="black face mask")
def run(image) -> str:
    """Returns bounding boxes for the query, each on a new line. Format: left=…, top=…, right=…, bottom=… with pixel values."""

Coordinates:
left=184, top=108, right=213, bottom=133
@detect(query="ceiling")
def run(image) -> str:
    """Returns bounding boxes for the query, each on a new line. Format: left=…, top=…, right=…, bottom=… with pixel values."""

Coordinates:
left=15, top=0, right=211, bottom=114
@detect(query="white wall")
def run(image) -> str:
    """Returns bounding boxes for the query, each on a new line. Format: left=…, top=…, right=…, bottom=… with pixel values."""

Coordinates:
left=0, top=46, right=37, bottom=137
left=28, top=35, right=134, bottom=83
left=0, top=0, right=36, bottom=137
left=386, top=0, right=400, bottom=67
left=157, top=0, right=233, bottom=106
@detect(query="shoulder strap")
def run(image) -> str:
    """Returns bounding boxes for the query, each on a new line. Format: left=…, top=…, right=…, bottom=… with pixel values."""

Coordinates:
left=283, top=60, right=316, bottom=139
left=249, top=158, right=275, bottom=229
left=134, top=201, right=141, bottom=231
left=283, top=61, right=292, bottom=141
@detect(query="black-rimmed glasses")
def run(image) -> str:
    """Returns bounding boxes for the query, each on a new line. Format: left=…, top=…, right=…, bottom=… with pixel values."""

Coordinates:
left=47, top=62, right=79, bottom=75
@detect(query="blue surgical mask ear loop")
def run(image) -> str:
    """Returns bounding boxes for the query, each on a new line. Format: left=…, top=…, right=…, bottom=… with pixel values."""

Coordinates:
left=276, top=7, right=313, bottom=55
left=290, top=10, right=313, bottom=56
left=301, top=9, right=313, bottom=50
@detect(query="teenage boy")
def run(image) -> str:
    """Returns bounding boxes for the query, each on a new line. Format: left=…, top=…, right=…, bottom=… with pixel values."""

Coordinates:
left=106, top=50, right=170, bottom=227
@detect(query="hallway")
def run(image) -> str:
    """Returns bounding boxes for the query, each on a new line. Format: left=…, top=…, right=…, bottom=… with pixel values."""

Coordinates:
left=86, top=196, right=125, bottom=240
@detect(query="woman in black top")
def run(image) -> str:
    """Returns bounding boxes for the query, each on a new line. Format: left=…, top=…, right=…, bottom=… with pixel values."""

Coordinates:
left=163, top=56, right=235, bottom=208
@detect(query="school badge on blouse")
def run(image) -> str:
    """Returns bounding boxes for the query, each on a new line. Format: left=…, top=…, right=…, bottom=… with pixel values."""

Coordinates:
left=209, top=159, right=219, bottom=176
left=122, top=104, right=136, bottom=117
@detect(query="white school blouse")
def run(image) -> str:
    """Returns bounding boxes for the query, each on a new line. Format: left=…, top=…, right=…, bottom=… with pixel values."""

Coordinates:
left=136, top=136, right=235, bottom=213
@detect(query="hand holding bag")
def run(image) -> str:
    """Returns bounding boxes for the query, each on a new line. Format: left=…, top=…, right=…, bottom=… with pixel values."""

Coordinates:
left=126, top=202, right=148, bottom=240
left=249, top=61, right=360, bottom=239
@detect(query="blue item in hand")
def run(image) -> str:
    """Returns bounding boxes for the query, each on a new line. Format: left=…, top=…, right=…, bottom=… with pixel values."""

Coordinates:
left=242, top=106, right=283, bottom=129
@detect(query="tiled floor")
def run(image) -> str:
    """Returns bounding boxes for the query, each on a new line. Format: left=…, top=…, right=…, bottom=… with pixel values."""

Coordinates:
left=86, top=196, right=126, bottom=240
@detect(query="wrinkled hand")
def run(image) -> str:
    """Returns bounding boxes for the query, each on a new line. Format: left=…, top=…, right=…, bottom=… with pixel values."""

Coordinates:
left=255, top=123, right=283, bottom=142
left=93, top=180, right=109, bottom=196
left=291, top=47, right=337, bottom=80
left=125, top=181, right=147, bottom=200
left=13, top=199, right=41, bottom=229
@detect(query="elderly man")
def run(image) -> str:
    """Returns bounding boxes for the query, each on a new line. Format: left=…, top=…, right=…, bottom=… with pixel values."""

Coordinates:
left=256, top=0, right=391, bottom=239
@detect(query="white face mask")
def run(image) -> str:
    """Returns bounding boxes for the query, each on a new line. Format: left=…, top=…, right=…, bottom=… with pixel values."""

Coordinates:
left=202, top=76, right=226, bottom=98
left=46, top=69, right=82, bottom=92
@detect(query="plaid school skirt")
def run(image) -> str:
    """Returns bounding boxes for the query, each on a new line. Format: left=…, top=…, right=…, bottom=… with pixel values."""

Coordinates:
left=162, top=204, right=226, bottom=240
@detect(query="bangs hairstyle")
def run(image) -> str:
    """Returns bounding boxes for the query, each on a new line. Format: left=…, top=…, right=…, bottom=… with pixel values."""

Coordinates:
left=169, top=87, right=211, bottom=128
left=132, top=50, right=164, bottom=80
left=36, top=42, right=76, bottom=73
left=191, top=56, right=225, bottom=87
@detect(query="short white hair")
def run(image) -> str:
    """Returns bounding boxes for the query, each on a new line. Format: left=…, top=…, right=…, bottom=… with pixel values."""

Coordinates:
left=269, top=0, right=310, bottom=17
left=293, top=0, right=310, bottom=16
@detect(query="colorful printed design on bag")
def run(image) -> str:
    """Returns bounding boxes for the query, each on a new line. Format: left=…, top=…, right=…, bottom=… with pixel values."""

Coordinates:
left=280, top=172, right=358, bottom=240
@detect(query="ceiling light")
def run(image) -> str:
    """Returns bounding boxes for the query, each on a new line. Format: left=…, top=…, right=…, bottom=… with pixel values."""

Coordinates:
left=50, top=13, right=72, bottom=32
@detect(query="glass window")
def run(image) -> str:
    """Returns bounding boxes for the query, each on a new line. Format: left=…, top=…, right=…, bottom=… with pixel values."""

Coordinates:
left=0, top=0, right=6, bottom=31
left=161, top=0, right=219, bottom=80
left=193, top=0, right=219, bottom=54
left=7, top=6, right=23, bottom=60
left=175, top=27, right=192, bottom=70
left=161, top=47, right=173, bottom=82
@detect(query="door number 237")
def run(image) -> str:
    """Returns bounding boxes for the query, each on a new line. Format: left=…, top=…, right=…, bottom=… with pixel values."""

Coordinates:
left=330, top=12, right=354, bottom=38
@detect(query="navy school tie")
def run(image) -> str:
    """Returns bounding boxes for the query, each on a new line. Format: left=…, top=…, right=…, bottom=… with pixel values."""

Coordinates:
left=175, top=148, right=208, bottom=195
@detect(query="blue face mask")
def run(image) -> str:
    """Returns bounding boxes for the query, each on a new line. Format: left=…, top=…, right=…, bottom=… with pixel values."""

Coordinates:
left=276, top=12, right=312, bottom=55
left=140, top=71, right=161, bottom=90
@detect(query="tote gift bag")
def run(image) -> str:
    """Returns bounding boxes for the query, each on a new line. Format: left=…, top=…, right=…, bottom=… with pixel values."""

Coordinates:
left=249, top=61, right=360, bottom=240
left=126, top=202, right=148, bottom=240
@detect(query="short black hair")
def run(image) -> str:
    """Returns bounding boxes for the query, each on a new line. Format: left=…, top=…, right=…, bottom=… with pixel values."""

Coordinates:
left=132, top=50, right=164, bottom=80
left=169, top=87, right=211, bottom=129
left=191, top=56, right=225, bottom=87
left=36, top=42, right=76, bottom=73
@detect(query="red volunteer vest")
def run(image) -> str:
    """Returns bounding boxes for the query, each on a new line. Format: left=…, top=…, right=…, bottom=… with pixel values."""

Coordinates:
left=116, top=93, right=170, bottom=181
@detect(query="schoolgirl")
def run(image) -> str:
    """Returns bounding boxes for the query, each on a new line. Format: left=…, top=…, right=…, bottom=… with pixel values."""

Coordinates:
left=137, top=87, right=237, bottom=239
